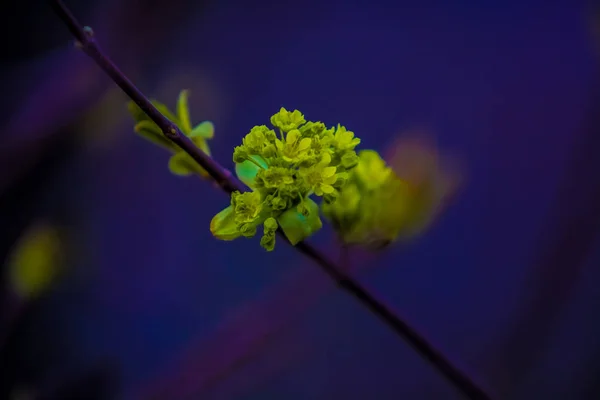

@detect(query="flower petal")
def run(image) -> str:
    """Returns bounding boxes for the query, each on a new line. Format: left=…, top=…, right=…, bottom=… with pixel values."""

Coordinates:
left=319, top=152, right=332, bottom=165
left=322, top=166, right=337, bottom=178
left=210, top=206, right=242, bottom=241
left=275, top=139, right=284, bottom=151
left=298, top=137, right=312, bottom=151
left=286, top=129, right=299, bottom=144
left=320, top=184, right=335, bottom=194
left=323, top=175, right=337, bottom=185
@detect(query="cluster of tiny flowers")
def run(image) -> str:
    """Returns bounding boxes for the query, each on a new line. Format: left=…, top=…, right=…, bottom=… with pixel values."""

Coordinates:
left=218, top=107, right=361, bottom=250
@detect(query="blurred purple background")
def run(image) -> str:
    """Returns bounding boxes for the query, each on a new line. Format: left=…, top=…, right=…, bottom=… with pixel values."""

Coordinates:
left=1, top=0, right=599, bottom=399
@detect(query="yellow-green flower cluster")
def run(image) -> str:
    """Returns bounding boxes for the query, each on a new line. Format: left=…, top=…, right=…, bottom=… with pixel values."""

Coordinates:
left=322, top=140, right=460, bottom=250
left=322, top=150, right=404, bottom=249
left=128, top=90, right=214, bottom=177
left=211, top=107, right=361, bottom=251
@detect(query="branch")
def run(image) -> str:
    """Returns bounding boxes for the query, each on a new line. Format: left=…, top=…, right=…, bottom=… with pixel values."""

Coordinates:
left=49, top=1, right=493, bottom=399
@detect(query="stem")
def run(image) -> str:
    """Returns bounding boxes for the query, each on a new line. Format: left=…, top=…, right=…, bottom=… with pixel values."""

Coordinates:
left=49, top=2, right=493, bottom=399
left=246, top=157, right=265, bottom=170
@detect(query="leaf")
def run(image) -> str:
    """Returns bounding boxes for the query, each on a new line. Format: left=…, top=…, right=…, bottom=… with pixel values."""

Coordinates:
left=277, top=198, right=322, bottom=245
left=168, top=152, right=209, bottom=177
left=210, top=206, right=241, bottom=240
left=195, top=137, right=212, bottom=156
left=134, top=121, right=178, bottom=151
left=128, top=99, right=179, bottom=126
left=190, top=121, right=215, bottom=139
left=235, top=156, right=267, bottom=189
left=153, top=101, right=180, bottom=125
left=127, top=100, right=147, bottom=122
left=177, top=90, right=192, bottom=133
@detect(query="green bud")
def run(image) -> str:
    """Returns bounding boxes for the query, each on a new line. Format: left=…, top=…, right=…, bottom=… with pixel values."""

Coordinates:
left=239, top=223, right=257, bottom=238
left=333, top=172, right=349, bottom=188
left=264, top=217, right=278, bottom=232
left=260, top=233, right=276, bottom=251
left=270, top=195, right=288, bottom=211
left=262, top=144, right=277, bottom=158
left=323, top=192, right=338, bottom=204
left=341, top=151, right=359, bottom=169
left=270, top=107, right=306, bottom=132
left=233, top=146, right=248, bottom=163
left=299, top=121, right=326, bottom=137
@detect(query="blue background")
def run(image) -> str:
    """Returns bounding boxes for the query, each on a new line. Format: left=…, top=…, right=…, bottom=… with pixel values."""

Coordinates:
left=2, top=0, right=600, bottom=399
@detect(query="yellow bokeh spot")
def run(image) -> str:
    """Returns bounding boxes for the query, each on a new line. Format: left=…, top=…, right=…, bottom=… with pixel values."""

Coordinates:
left=8, top=224, right=63, bottom=299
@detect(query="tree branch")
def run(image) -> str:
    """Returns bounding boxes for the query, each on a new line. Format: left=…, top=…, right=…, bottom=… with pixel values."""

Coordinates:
left=49, top=1, right=493, bottom=399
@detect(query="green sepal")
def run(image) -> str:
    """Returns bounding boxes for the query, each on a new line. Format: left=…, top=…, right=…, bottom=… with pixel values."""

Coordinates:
left=235, top=156, right=268, bottom=189
left=168, top=152, right=209, bottom=177
left=134, top=120, right=177, bottom=151
left=277, top=198, right=322, bottom=245
left=210, top=206, right=241, bottom=241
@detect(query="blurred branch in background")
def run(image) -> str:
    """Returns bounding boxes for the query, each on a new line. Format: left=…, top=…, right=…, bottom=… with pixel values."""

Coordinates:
left=135, top=241, right=381, bottom=399
left=0, top=1, right=213, bottom=398
left=489, top=5, right=600, bottom=396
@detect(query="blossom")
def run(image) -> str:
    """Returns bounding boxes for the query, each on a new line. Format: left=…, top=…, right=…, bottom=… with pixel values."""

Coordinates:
left=212, top=107, right=363, bottom=251
left=275, top=129, right=312, bottom=163
left=299, top=152, right=339, bottom=196
left=331, top=124, right=360, bottom=151
left=270, top=107, right=306, bottom=132
left=322, top=135, right=462, bottom=250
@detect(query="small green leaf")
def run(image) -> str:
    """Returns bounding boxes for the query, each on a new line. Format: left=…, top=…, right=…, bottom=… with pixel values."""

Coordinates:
left=134, top=121, right=177, bottom=151
left=168, top=152, right=209, bottom=177
left=277, top=198, right=322, bottom=245
left=128, top=100, right=179, bottom=125
left=190, top=121, right=215, bottom=139
left=210, top=206, right=241, bottom=240
left=177, top=90, right=192, bottom=133
left=153, top=101, right=180, bottom=125
left=193, top=136, right=212, bottom=156
left=127, top=100, right=147, bottom=122
left=168, top=152, right=194, bottom=176
left=235, top=156, right=268, bottom=189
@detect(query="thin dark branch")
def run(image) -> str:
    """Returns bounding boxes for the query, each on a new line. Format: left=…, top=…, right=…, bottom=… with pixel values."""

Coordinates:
left=49, top=1, right=494, bottom=399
